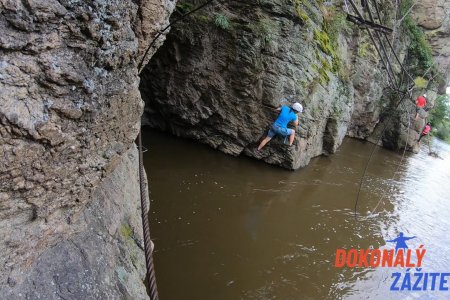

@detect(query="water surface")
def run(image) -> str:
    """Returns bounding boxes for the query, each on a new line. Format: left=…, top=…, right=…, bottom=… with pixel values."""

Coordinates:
left=143, top=129, right=450, bottom=299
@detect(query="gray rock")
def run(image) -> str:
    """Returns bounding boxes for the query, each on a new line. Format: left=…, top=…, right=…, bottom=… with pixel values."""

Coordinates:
left=2, top=147, right=148, bottom=299
left=141, top=0, right=443, bottom=168
left=1, top=0, right=175, bottom=298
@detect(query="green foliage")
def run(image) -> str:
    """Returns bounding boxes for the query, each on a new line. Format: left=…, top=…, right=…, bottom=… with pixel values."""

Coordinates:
left=258, top=19, right=276, bottom=44
left=214, top=14, right=230, bottom=30
left=401, top=0, right=434, bottom=71
left=196, top=15, right=210, bottom=23
left=357, top=41, right=377, bottom=61
left=435, top=124, right=450, bottom=143
left=322, top=6, right=352, bottom=43
left=429, top=95, right=450, bottom=127
left=292, top=1, right=351, bottom=81
left=292, top=0, right=311, bottom=24
left=429, top=95, right=450, bottom=143
left=414, top=76, right=429, bottom=89
left=250, top=18, right=277, bottom=45
left=176, top=2, right=194, bottom=14
left=312, top=58, right=331, bottom=85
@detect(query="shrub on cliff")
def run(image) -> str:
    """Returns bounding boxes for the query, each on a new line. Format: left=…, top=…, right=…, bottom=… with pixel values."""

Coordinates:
left=429, top=95, right=450, bottom=143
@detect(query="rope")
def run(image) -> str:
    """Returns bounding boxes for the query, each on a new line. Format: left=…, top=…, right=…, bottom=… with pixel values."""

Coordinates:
left=354, top=89, right=410, bottom=218
left=364, top=0, right=399, bottom=89
left=135, top=2, right=217, bottom=297
left=371, top=0, right=415, bottom=83
left=349, top=0, right=446, bottom=218
left=350, top=0, right=449, bottom=217
left=371, top=101, right=412, bottom=215
left=138, top=131, right=159, bottom=300
left=347, top=0, right=398, bottom=89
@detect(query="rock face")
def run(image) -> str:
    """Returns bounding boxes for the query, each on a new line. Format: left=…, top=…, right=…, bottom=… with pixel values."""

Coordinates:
left=141, top=0, right=412, bottom=169
left=3, top=147, right=148, bottom=299
left=412, top=0, right=450, bottom=86
left=1, top=0, right=174, bottom=297
left=378, top=0, right=450, bottom=153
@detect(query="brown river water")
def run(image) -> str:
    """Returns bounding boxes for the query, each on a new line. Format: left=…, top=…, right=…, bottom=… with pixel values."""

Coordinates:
left=143, top=129, right=450, bottom=300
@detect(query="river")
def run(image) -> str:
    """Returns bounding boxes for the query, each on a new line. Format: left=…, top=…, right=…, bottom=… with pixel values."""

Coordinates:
left=143, top=129, right=450, bottom=300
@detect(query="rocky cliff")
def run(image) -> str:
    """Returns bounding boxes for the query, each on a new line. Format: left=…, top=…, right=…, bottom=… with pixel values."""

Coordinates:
left=140, top=0, right=449, bottom=168
left=377, top=0, right=450, bottom=152
left=0, top=0, right=174, bottom=298
left=412, top=0, right=450, bottom=92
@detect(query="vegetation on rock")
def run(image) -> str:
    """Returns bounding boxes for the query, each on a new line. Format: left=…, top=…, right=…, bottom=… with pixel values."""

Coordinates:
left=214, top=14, right=230, bottom=30
left=429, top=95, right=450, bottom=143
left=401, top=0, right=434, bottom=73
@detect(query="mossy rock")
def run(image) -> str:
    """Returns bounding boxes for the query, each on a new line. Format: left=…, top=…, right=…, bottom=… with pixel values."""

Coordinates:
left=119, top=223, right=134, bottom=239
left=176, top=2, right=195, bottom=13
left=314, top=29, right=333, bottom=56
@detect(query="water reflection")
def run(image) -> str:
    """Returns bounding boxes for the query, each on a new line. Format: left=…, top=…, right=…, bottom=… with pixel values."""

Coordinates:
left=143, top=129, right=450, bottom=299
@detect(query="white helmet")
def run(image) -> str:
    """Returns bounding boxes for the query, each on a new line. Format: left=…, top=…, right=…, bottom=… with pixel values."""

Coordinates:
left=292, top=102, right=303, bottom=113
left=423, top=94, right=427, bottom=98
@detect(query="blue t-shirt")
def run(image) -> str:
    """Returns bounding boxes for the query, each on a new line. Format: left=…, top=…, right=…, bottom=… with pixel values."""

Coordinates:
left=274, top=106, right=297, bottom=128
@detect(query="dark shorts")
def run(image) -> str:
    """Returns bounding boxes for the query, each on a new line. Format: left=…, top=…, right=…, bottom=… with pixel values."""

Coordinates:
left=267, top=124, right=293, bottom=138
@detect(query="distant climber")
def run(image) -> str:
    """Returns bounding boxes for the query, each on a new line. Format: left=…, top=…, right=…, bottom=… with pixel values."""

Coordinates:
left=386, top=232, right=416, bottom=251
left=257, top=102, right=303, bottom=150
left=415, top=94, right=427, bottom=121
left=417, top=122, right=432, bottom=143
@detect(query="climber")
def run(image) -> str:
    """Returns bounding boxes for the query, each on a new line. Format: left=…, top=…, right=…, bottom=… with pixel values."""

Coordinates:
left=415, top=94, right=427, bottom=121
left=257, top=102, right=303, bottom=150
left=417, top=122, right=432, bottom=143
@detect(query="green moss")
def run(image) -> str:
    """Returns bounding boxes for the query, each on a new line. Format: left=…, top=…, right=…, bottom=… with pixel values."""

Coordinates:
left=119, top=223, right=134, bottom=239
left=414, top=76, right=429, bottom=88
left=298, top=11, right=310, bottom=23
left=358, top=42, right=370, bottom=57
left=320, top=57, right=331, bottom=70
left=292, top=0, right=312, bottom=24
left=293, top=0, right=349, bottom=81
left=176, top=2, right=194, bottom=13
left=214, top=14, right=230, bottom=30
left=119, top=222, right=140, bottom=268
left=196, top=15, right=210, bottom=23
left=313, top=29, right=339, bottom=81
left=401, top=0, right=434, bottom=72
left=249, top=18, right=277, bottom=45
left=323, top=7, right=351, bottom=44
left=319, top=6, right=352, bottom=79
left=314, top=29, right=333, bottom=55
left=312, top=58, right=331, bottom=84
left=318, top=66, right=330, bottom=84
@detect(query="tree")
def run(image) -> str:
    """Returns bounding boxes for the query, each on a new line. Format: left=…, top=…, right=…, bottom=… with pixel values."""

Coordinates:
left=429, top=94, right=450, bottom=142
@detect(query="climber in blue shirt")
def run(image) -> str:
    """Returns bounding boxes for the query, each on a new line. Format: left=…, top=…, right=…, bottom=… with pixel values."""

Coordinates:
left=258, top=102, right=303, bottom=150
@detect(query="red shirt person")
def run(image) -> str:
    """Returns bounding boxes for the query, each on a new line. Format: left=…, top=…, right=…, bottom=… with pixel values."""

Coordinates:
left=415, top=94, right=427, bottom=120
left=418, top=122, right=431, bottom=142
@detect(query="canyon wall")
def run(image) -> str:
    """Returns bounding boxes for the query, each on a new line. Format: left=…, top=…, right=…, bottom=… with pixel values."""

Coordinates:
left=140, top=0, right=419, bottom=169
left=0, top=0, right=175, bottom=297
